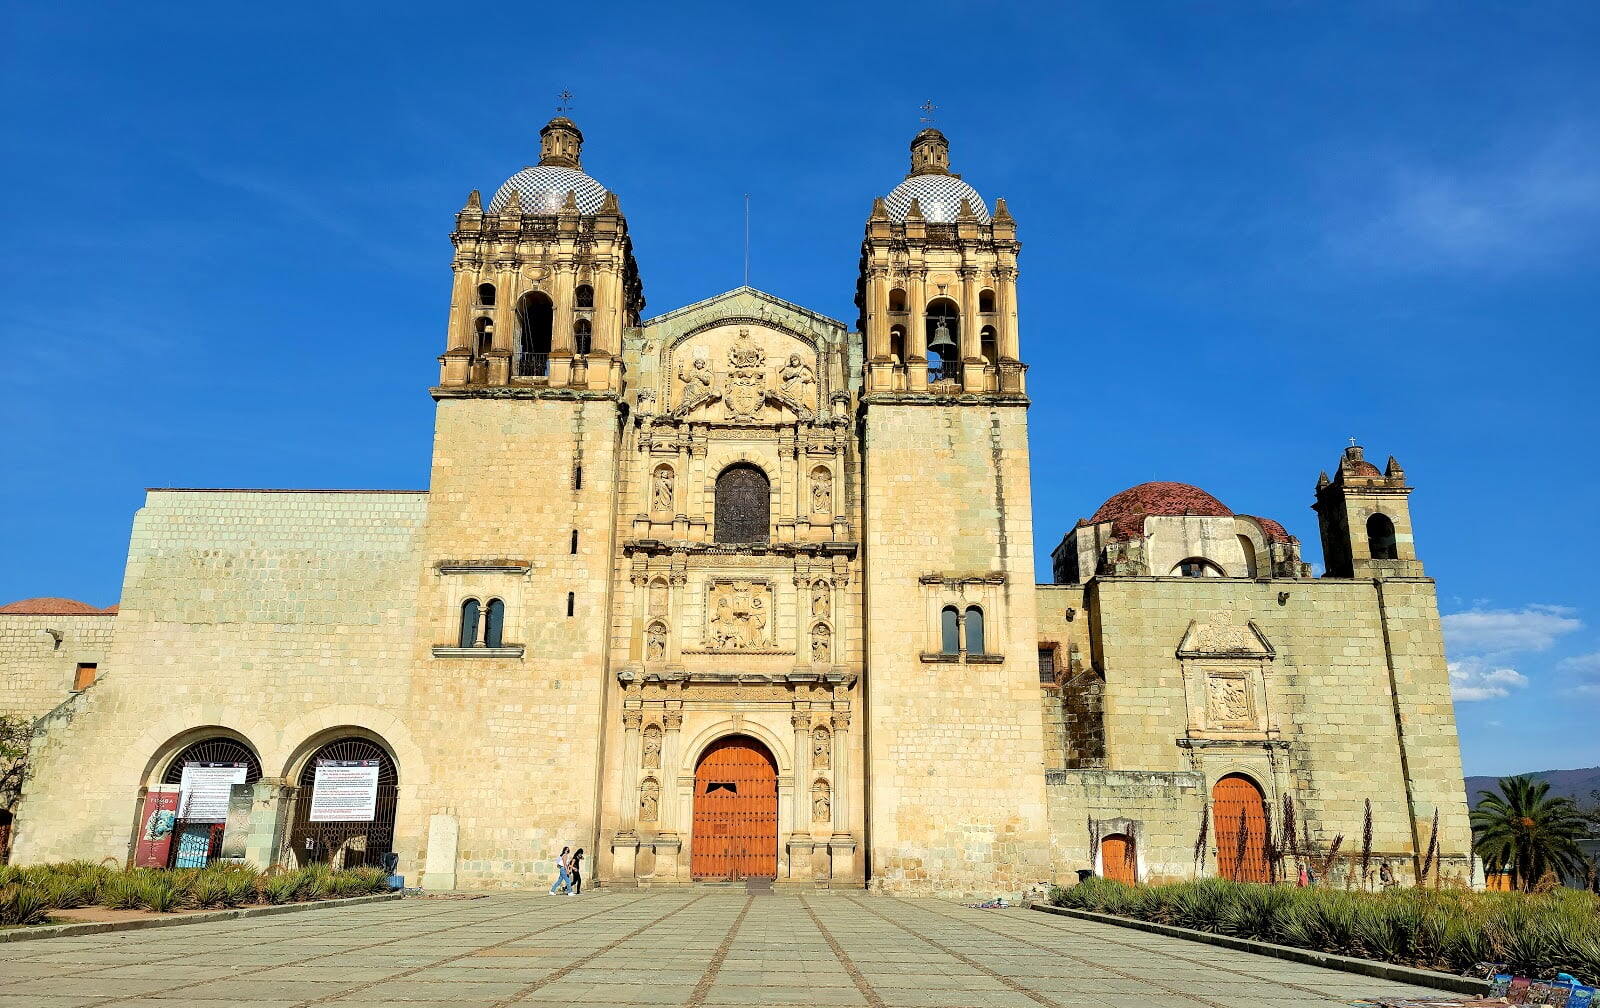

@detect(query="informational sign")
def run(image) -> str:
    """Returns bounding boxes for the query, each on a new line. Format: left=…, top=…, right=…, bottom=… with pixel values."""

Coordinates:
left=309, top=759, right=380, bottom=822
left=133, top=788, right=180, bottom=867
left=219, top=783, right=255, bottom=860
left=177, top=762, right=248, bottom=823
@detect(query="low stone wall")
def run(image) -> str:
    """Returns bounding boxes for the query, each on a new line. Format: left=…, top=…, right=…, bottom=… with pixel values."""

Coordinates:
left=1047, top=768, right=1206, bottom=883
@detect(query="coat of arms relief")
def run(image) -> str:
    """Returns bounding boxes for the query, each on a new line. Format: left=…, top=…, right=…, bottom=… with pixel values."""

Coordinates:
left=724, top=328, right=767, bottom=420
left=705, top=579, right=774, bottom=650
left=670, top=327, right=818, bottom=416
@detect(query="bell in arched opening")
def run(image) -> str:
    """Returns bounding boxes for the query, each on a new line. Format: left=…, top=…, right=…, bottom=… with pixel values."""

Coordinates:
left=926, top=317, right=958, bottom=361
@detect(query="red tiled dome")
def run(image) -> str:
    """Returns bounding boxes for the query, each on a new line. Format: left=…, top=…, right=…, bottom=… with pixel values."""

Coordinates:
left=1240, top=515, right=1296, bottom=545
left=0, top=596, right=111, bottom=615
left=1344, top=459, right=1383, bottom=478
left=1081, top=482, right=1232, bottom=540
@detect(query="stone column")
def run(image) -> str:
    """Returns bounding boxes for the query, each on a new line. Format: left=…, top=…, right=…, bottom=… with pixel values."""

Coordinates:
left=868, top=268, right=890, bottom=359
left=908, top=269, right=928, bottom=390
left=629, top=572, right=648, bottom=662
left=618, top=711, right=643, bottom=834
left=790, top=710, right=812, bottom=839
left=830, top=712, right=852, bottom=837
left=552, top=261, right=576, bottom=354
left=446, top=262, right=474, bottom=349
left=493, top=261, right=517, bottom=353
left=658, top=709, right=683, bottom=836
left=960, top=267, right=982, bottom=392
left=998, top=266, right=1019, bottom=361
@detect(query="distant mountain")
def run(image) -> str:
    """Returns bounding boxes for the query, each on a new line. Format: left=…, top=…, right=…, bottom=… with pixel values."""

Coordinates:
left=1464, top=767, right=1600, bottom=808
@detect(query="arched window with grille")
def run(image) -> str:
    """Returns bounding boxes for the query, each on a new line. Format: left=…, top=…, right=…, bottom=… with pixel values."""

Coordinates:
left=477, top=282, right=496, bottom=307
left=515, top=292, right=553, bottom=377
left=574, top=284, right=594, bottom=309
left=483, top=599, right=505, bottom=648
left=1174, top=558, right=1224, bottom=578
left=940, top=606, right=960, bottom=655
left=964, top=605, right=986, bottom=656
left=1367, top=513, right=1398, bottom=560
left=458, top=599, right=480, bottom=647
left=288, top=735, right=400, bottom=869
left=574, top=318, right=592, bottom=355
left=714, top=463, right=770, bottom=544
left=159, top=736, right=264, bottom=868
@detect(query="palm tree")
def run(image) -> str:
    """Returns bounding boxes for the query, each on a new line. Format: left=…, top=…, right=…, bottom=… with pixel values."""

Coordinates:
left=1470, top=775, right=1591, bottom=892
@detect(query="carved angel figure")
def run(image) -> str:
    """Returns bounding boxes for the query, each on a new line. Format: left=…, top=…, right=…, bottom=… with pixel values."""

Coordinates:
left=812, top=725, right=830, bottom=770
left=652, top=466, right=674, bottom=514
left=645, top=622, right=667, bottom=664
left=781, top=354, right=815, bottom=403
left=810, top=623, right=831, bottom=665
left=678, top=356, right=713, bottom=404
left=810, top=469, right=832, bottom=516
left=811, top=581, right=830, bottom=618
left=642, top=724, right=662, bottom=768
left=811, top=783, right=831, bottom=823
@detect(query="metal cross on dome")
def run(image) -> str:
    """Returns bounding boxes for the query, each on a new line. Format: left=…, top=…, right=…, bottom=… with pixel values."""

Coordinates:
left=919, top=100, right=938, bottom=125
left=555, top=90, right=574, bottom=114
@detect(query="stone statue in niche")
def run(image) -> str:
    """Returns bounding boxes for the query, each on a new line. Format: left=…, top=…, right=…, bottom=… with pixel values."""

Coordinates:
left=705, top=580, right=773, bottom=650
left=1206, top=675, right=1253, bottom=726
left=639, top=777, right=659, bottom=823
left=812, top=725, right=830, bottom=770
left=651, top=466, right=674, bottom=514
left=645, top=621, right=667, bottom=664
left=810, top=581, right=830, bottom=619
left=810, top=623, right=831, bottom=665
left=724, top=328, right=768, bottom=419
left=810, top=469, right=832, bottom=516
left=781, top=354, right=815, bottom=405
left=642, top=724, right=661, bottom=768
left=677, top=356, right=713, bottom=405
left=811, top=781, right=830, bottom=823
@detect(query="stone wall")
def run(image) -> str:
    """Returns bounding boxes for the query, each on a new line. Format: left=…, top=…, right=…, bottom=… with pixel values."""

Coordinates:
left=12, top=489, right=427, bottom=865
left=861, top=401, right=1050, bottom=894
left=1047, top=768, right=1207, bottom=883
left=0, top=613, right=115, bottom=722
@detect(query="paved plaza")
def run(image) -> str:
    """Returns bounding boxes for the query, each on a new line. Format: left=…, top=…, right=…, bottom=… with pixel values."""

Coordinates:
left=0, top=890, right=1454, bottom=1008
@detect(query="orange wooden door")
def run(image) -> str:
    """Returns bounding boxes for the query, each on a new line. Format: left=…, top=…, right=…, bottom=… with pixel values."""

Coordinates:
left=691, top=736, right=778, bottom=880
left=1100, top=833, right=1136, bottom=884
left=1213, top=774, right=1271, bottom=883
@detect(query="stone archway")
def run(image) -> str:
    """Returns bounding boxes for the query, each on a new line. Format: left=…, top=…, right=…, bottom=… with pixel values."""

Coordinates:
left=691, top=735, right=778, bottom=880
left=1213, top=773, right=1270, bottom=882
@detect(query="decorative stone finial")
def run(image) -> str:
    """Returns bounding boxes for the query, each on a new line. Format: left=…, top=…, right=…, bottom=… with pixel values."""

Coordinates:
left=869, top=196, right=889, bottom=220
left=957, top=198, right=977, bottom=221
left=463, top=189, right=482, bottom=211
left=1316, top=470, right=1331, bottom=491
left=993, top=197, right=1013, bottom=223
left=1385, top=455, right=1405, bottom=483
left=560, top=190, right=579, bottom=214
left=501, top=187, right=523, bottom=213
left=907, top=127, right=951, bottom=178
left=539, top=116, right=584, bottom=169
left=905, top=197, right=925, bottom=222
left=599, top=190, right=620, bottom=214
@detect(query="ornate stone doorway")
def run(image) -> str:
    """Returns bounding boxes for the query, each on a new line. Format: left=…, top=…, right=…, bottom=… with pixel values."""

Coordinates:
left=691, top=735, right=778, bottom=880
left=1212, top=773, right=1270, bottom=882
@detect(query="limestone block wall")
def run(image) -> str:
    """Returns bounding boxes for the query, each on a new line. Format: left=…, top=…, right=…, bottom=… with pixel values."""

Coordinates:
left=861, top=402, right=1050, bottom=894
left=1046, top=769, right=1206, bottom=883
left=12, top=490, right=426, bottom=865
left=1082, top=575, right=1471, bottom=878
left=408, top=395, right=620, bottom=888
left=0, top=613, right=115, bottom=721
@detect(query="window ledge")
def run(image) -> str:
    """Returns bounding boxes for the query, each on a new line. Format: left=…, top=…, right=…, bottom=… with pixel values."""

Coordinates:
left=432, top=645, right=525, bottom=659
left=965, top=653, right=1005, bottom=664
left=920, top=652, right=961, bottom=663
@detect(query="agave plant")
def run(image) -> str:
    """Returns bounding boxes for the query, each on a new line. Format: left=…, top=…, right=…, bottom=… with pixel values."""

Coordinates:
left=1471, top=776, right=1591, bottom=892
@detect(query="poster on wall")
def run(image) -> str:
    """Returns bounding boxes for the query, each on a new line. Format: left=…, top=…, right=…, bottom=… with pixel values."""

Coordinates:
left=218, top=783, right=254, bottom=860
left=177, top=762, right=248, bottom=823
left=309, top=759, right=380, bottom=822
left=133, top=788, right=180, bottom=867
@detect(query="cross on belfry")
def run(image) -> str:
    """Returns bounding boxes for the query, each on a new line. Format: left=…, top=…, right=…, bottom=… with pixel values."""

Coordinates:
left=919, top=99, right=938, bottom=125
left=1349, top=436, right=1359, bottom=447
left=555, top=90, right=574, bottom=114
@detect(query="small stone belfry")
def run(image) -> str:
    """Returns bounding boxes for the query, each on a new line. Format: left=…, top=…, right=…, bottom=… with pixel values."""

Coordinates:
left=1314, top=444, right=1423, bottom=578
left=438, top=116, right=644, bottom=392
left=858, top=128, right=1022, bottom=396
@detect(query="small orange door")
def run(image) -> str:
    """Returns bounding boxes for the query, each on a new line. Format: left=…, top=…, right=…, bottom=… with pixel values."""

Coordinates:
left=1100, top=833, right=1136, bottom=884
left=1213, top=774, right=1271, bottom=883
left=691, top=736, right=778, bottom=880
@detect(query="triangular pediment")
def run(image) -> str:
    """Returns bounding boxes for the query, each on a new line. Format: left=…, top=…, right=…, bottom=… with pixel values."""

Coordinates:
left=643, top=286, right=848, bottom=336
left=1176, top=618, right=1274, bottom=659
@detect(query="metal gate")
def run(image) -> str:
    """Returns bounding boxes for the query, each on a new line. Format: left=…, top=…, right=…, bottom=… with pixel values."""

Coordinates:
left=286, top=737, right=398, bottom=869
left=160, top=737, right=262, bottom=868
left=691, top=735, right=777, bottom=880
left=1213, top=774, right=1271, bottom=883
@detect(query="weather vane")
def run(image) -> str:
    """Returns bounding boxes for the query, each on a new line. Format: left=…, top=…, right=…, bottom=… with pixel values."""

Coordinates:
left=555, top=90, right=574, bottom=114
left=919, top=99, right=938, bottom=125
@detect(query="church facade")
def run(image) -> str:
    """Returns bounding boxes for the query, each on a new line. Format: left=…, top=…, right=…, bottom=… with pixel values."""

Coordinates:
left=0, top=119, right=1473, bottom=893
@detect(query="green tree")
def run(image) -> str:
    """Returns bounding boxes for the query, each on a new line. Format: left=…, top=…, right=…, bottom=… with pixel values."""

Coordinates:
left=1471, top=775, right=1591, bottom=891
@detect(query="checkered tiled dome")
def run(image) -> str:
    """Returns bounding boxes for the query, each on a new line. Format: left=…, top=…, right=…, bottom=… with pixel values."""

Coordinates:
left=488, top=165, right=609, bottom=215
left=884, top=173, right=991, bottom=224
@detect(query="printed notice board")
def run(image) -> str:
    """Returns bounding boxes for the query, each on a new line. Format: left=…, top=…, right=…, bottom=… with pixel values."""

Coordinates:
left=177, top=762, right=248, bottom=823
left=309, top=759, right=380, bottom=822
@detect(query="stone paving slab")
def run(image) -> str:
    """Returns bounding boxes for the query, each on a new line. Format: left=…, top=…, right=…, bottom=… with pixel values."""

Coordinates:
left=0, top=890, right=1460, bottom=1007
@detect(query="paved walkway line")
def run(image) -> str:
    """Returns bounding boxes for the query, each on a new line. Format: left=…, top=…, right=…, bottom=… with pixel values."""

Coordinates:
left=798, top=893, right=886, bottom=1008
left=684, top=894, right=754, bottom=1008
left=0, top=891, right=402, bottom=944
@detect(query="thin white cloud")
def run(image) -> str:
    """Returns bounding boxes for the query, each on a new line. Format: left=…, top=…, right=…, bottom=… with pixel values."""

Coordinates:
left=1330, top=129, right=1600, bottom=273
left=1448, top=657, right=1528, bottom=703
left=1441, top=604, right=1582, bottom=657
left=1557, top=651, right=1600, bottom=695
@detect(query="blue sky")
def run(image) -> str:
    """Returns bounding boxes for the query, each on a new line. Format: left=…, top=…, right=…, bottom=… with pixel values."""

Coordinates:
left=3, top=3, right=1597, bottom=776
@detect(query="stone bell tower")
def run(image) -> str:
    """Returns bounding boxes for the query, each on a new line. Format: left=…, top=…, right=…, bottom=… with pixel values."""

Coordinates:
left=857, top=127, right=1050, bottom=893
left=406, top=117, right=643, bottom=888
left=1313, top=444, right=1424, bottom=579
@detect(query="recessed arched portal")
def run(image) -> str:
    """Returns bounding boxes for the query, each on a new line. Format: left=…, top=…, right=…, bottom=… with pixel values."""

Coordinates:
left=691, top=734, right=777, bottom=880
left=1213, top=773, right=1270, bottom=883
left=286, top=734, right=399, bottom=869
left=1099, top=832, right=1137, bottom=884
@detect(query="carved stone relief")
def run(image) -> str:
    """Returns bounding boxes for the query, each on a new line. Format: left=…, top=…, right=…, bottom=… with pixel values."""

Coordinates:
left=810, top=467, right=832, bottom=515
left=810, top=580, right=831, bottom=619
left=648, top=579, right=668, bottom=617
left=639, top=777, right=660, bottom=823
left=677, top=356, right=714, bottom=406
left=642, top=724, right=662, bottom=768
left=1205, top=673, right=1254, bottom=727
left=810, top=622, right=831, bottom=665
left=724, top=328, right=768, bottom=420
left=781, top=354, right=816, bottom=407
left=651, top=465, right=674, bottom=515
left=645, top=621, right=667, bottom=664
left=705, top=580, right=774, bottom=650
left=811, top=779, right=831, bottom=823
left=812, top=724, right=831, bottom=771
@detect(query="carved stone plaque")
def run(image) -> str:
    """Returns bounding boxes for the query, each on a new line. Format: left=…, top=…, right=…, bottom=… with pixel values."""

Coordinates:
left=705, top=579, right=774, bottom=650
left=1206, top=674, right=1254, bottom=727
left=724, top=328, right=768, bottom=419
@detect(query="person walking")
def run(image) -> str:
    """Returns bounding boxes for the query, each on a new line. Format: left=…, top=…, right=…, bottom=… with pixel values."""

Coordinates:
left=568, top=848, right=584, bottom=896
left=548, top=846, right=570, bottom=895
